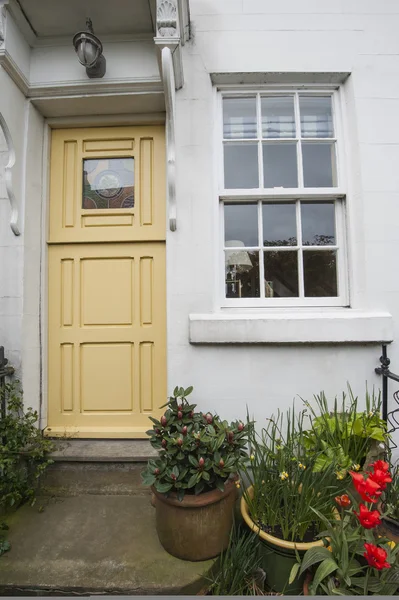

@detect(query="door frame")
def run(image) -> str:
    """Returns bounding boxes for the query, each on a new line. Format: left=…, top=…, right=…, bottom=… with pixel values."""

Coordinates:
left=34, top=112, right=167, bottom=432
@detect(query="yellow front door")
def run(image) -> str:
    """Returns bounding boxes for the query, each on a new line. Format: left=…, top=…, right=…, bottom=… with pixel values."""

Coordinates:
left=47, top=127, right=166, bottom=437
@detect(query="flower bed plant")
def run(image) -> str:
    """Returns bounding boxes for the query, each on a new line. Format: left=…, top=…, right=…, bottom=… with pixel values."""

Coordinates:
left=302, top=388, right=387, bottom=477
left=291, top=460, right=399, bottom=595
left=142, top=386, right=249, bottom=500
left=241, top=406, right=345, bottom=543
left=0, top=381, right=54, bottom=512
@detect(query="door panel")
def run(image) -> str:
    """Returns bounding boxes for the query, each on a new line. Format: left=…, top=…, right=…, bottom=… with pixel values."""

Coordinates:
left=48, top=243, right=166, bottom=437
left=49, top=127, right=165, bottom=244
left=47, top=126, right=166, bottom=438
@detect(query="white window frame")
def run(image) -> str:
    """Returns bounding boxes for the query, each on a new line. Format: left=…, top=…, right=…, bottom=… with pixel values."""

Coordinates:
left=217, top=87, right=349, bottom=309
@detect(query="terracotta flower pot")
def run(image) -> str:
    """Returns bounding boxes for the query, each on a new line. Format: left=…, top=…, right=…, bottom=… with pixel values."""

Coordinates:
left=152, top=478, right=237, bottom=561
left=240, top=486, right=327, bottom=595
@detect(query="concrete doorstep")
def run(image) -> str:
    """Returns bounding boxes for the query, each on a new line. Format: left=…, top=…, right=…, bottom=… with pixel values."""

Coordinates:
left=0, top=494, right=214, bottom=596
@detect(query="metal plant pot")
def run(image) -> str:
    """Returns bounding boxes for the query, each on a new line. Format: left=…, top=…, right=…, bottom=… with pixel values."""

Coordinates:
left=152, top=478, right=237, bottom=561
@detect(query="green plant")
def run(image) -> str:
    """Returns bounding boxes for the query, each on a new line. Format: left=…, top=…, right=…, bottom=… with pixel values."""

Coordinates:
left=302, top=388, right=387, bottom=476
left=241, top=406, right=346, bottom=542
left=205, top=521, right=266, bottom=595
left=291, top=462, right=399, bottom=595
left=381, top=460, right=399, bottom=522
left=0, top=523, right=10, bottom=556
left=0, top=381, right=55, bottom=511
left=141, top=385, right=249, bottom=501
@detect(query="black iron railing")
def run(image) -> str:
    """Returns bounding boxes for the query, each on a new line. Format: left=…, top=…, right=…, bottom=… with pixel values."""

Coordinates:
left=375, top=344, right=399, bottom=451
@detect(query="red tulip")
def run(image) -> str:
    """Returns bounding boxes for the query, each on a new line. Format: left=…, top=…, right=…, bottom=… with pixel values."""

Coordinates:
left=198, top=457, right=205, bottom=468
left=237, top=422, right=244, bottom=432
left=161, top=439, right=167, bottom=448
left=182, top=426, right=188, bottom=436
left=355, top=504, right=381, bottom=529
left=350, top=471, right=382, bottom=503
left=370, top=460, right=390, bottom=473
left=206, top=413, right=213, bottom=424
left=368, top=467, right=392, bottom=491
left=177, top=437, right=183, bottom=447
left=161, top=416, right=167, bottom=427
left=364, top=543, right=391, bottom=570
left=335, top=494, right=351, bottom=508
left=177, top=411, right=183, bottom=420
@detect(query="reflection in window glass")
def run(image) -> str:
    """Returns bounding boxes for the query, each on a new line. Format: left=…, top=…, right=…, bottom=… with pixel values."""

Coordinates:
left=224, top=143, right=259, bottom=188
left=262, top=203, right=297, bottom=246
left=224, top=204, right=258, bottom=247
left=303, top=250, right=337, bottom=297
left=263, top=251, right=299, bottom=297
left=223, top=97, right=257, bottom=139
left=225, top=249, right=259, bottom=298
left=261, top=96, right=296, bottom=138
left=83, top=158, right=134, bottom=209
left=301, top=202, right=335, bottom=246
left=300, top=96, right=334, bottom=138
left=302, top=143, right=337, bottom=187
left=263, top=143, right=298, bottom=188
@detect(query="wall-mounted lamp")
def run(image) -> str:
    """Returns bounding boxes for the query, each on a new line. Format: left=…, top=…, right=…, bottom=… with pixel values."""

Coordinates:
left=73, top=18, right=106, bottom=79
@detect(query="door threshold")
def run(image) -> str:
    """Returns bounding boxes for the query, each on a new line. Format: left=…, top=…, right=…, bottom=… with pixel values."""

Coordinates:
left=43, top=426, right=150, bottom=439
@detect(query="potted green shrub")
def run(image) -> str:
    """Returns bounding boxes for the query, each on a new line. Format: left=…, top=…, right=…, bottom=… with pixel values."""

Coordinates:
left=240, top=406, right=346, bottom=595
left=301, top=388, right=388, bottom=478
left=142, top=386, right=249, bottom=561
left=292, top=462, right=399, bottom=595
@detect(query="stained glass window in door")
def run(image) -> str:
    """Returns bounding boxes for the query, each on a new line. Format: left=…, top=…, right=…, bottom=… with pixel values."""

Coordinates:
left=83, top=158, right=134, bottom=209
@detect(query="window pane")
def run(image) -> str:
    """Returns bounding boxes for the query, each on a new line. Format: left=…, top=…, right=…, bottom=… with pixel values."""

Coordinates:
left=262, top=203, right=297, bottom=246
left=223, top=97, right=257, bottom=139
left=302, top=142, right=337, bottom=187
left=303, top=250, right=337, bottom=297
left=224, top=204, right=258, bottom=247
left=261, top=96, right=296, bottom=138
left=263, top=143, right=298, bottom=188
left=225, top=250, right=259, bottom=298
left=263, top=251, right=299, bottom=297
left=300, top=96, right=334, bottom=138
left=224, top=143, right=259, bottom=188
left=83, top=158, right=134, bottom=209
left=301, top=202, right=335, bottom=246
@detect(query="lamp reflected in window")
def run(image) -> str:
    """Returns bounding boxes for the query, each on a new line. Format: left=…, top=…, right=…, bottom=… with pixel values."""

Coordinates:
left=225, top=240, right=256, bottom=298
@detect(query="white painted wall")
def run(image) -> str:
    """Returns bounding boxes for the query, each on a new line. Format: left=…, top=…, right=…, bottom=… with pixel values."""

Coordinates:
left=0, top=69, right=26, bottom=373
left=1, top=0, right=399, bottom=444
left=30, top=40, right=159, bottom=87
left=166, top=0, right=399, bottom=442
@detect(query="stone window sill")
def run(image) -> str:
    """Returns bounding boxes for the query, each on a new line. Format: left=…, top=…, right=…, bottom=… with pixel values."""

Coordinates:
left=189, top=310, right=393, bottom=345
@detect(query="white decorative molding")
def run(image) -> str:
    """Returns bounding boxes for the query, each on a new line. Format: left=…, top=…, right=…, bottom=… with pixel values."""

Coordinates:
left=0, top=112, right=21, bottom=235
left=0, top=5, right=5, bottom=48
left=154, top=0, right=190, bottom=91
left=161, top=46, right=176, bottom=231
left=0, top=49, right=30, bottom=95
left=157, top=0, right=178, bottom=37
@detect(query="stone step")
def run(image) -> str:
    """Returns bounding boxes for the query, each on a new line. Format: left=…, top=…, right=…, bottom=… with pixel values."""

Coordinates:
left=39, top=440, right=158, bottom=497
left=48, top=439, right=158, bottom=462
left=0, top=494, right=214, bottom=595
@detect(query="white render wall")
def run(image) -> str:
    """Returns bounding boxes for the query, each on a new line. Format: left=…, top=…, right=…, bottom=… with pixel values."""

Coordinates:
left=167, top=0, right=399, bottom=434
left=1, top=0, right=399, bottom=440
left=0, top=69, right=26, bottom=373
